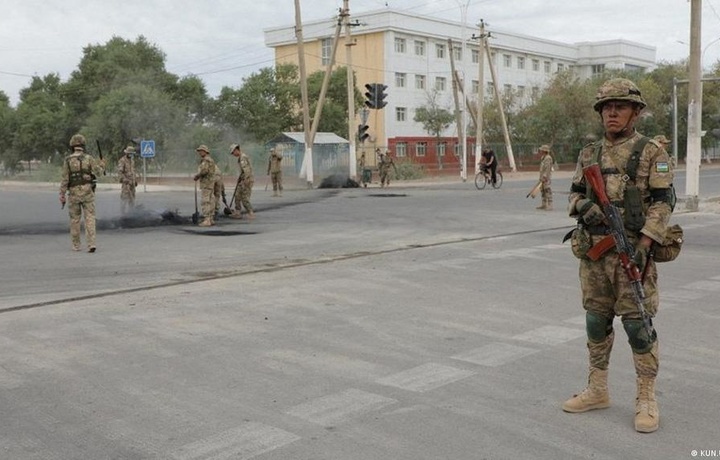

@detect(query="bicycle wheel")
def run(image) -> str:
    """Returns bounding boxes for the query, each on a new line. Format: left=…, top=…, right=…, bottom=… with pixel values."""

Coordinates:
left=492, top=171, right=503, bottom=189
left=474, top=172, right=487, bottom=190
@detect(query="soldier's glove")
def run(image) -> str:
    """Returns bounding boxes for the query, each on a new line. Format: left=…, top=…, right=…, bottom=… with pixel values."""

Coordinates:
left=59, top=194, right=66, bottom=205
left=576, top=198, right=605, bottom=226
left=633, top=245, right=649, bottom=272
left=193, top=175, right=199, bottom=181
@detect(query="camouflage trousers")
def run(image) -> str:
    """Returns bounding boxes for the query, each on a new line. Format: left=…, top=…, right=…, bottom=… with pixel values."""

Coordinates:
left=120, top=182, right=136, bottom=213
left=270, top=171, right=283, bottom=192
left=234, top=179, right=254, bottom=213
left=540, top=182, right=553, bottom=207
left=67, top=185, right=97, bottom=249
left=201, top=186, right=216, bottom=219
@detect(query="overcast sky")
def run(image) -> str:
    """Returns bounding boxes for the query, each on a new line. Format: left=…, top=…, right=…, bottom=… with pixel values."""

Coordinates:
left=1, top=0, right=719, bottom=107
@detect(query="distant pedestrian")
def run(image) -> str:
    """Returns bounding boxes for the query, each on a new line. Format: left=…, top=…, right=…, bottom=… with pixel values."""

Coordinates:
left=378, top=149, right=397, bottom=188
left=193, top=145, right=219, bottom=227
left=229, top=143, right=255, bottom=219
left=536, top=144, right=553, bottom=210
left=267, top=147, right=283, bottom=196
left=117, top=145, right=138, bottom=215
left=59, top=133, right=106, bottom=252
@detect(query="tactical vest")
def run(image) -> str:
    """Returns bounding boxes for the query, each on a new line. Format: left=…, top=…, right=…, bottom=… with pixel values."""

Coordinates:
left=67, top=155, right=95, bottom=188
left=585, top=136, right=676, bottom=232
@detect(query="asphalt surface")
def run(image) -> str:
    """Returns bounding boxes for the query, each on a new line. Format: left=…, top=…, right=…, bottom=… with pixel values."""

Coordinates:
left=1, top=169, right=719, bottom=460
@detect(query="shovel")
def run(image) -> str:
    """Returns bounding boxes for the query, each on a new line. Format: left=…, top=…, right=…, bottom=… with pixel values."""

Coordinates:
left=223, top=178, right=241, bottom=216
left=192, top=181, right=200, bottom=225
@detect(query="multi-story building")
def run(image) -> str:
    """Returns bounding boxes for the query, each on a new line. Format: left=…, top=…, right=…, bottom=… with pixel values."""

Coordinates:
left=264, top=8, right=656, bottom=170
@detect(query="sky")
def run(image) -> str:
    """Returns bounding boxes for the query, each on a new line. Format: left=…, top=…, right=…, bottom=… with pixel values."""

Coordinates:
left=1, top=0, right=719, bottom=107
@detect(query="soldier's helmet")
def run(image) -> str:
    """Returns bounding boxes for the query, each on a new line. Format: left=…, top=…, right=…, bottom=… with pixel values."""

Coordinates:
left=69, top=133, right=86, bottom=148
left=229, top=143, right=240, bottom=154
left=538, top=144, right=551, bottom=153
left=593, top=78, right=646, bottom=112
left=123, top=146, right=135, bottom=155
left=195, top=144, right=210, bottom=154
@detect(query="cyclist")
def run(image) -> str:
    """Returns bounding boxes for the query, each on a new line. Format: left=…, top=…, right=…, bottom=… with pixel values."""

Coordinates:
left=480, top=148, right=498, bottom=185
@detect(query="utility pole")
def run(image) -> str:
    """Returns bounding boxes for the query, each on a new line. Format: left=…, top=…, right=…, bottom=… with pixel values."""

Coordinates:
left=686, top=0, right=702, bottom=210
left=343, top=0, right=358, bottom=179
left=484, top=39, right=516, bottom=172
left=474, top=19, right=487, bottom=176
left=294, top=0, right=313, bottom=186
left=449, top=38, right=464, bottom=177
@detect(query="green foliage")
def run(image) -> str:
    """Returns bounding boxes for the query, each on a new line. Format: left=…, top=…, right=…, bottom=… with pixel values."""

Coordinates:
left=414, top=90, right=455, bottom=170
left=394, top=160, right=425, bottom=180
left=306, top=66, right=362, bottom=138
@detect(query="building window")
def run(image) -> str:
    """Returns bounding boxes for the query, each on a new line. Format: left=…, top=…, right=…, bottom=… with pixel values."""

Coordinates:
left=532, top=86, right=540, bottom=99
left=471, top=80, right=479, bottom=94
left=532, top=59, right=540, bottom=71
left=517, top=85, right=525, bottom=98
left=396, top=107, right=407, bottom=122
left=504, top=84, right=512, bottom=96
left=592, top=64, right=605, bottom=75
left=471, top=49, right=479, bottom=63
left=544, top=61, right=551, bottom=73
left=557, top=63, right=564, bottom=72
left=436, top=43, right=446, bottom=59
left=454, top=143, right=461, bottom=157
left=414, top=40, right=425, bottom=56
left=396, top=142, right=407, bottom=158
left=415, top=142, right=427, bottom=157
left=486, top=85, right=494, bottom=97
left=415, top=74, right=426, bottom=90
left=438, top=142, right=446, bottom=157
left=517, top=57, right=525, bottom=70
left=453, top=46, right=462, bottom=61
left=503, top=54, right=512, bottom=68
left=395, top=37, right=406, bottom=53
left=435, top=76, right=447, bottom=91
left=321, top=38, right=333, bottom=66
left=395, top=72, right=406, bottom=88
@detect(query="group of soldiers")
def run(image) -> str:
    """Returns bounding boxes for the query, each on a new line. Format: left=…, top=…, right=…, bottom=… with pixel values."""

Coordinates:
left=357, top=148, right=398, bottom=188
left=58, top=77, right=677, bottom=435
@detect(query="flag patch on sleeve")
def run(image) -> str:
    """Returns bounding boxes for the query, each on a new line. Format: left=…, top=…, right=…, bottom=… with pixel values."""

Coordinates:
left=656, top=162, right=670, bottom=173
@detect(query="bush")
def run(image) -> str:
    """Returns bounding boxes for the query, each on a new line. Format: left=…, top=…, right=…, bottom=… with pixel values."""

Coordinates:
left=394, top=161, right=425, bottom=180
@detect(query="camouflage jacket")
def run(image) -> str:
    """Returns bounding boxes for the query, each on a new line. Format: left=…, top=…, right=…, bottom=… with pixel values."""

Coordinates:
left=60, top=149, right=105, bottom=196
left=117, top=155, right=137, bottom=185
left=568, top=130, right=674, bottom=243
left=196, top=156, right=218, bottom=188
left=238, top=153, right=254, bottom=183
left=539, top=154, right=553, bottom=182
left=267, top=152, right=283, bottom=174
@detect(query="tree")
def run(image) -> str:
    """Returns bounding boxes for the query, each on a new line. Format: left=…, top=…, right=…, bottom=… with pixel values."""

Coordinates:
left=306, top=66, right=363, bottom=139
left=0, top=91, right=18, bottom=174
left=12, top=74, right=73, bottom=172
left=214, top=64, right=301, bottom=144
left=414, top=90, right=454, bottom=169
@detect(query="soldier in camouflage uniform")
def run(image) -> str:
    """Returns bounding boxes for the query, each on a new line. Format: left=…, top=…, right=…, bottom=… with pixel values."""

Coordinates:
left=229, top=143, right=255, bottom=219
left=213, top=163, right=225, bottom=218
left=267, top=148, right=283, bottom=197
left=536, top=145, right=554, bottom=210
left=59, top=134, right=106, bottom=252
left=117, top=145, right=138, bottom=215
left=193, top=145, right=219, bottom=227
left=378, top=149, right=397, bottom=188
left=563, top=78, right=674, bottom=433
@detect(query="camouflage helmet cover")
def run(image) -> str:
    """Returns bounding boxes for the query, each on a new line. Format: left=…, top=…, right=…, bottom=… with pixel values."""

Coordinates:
left=69, top=133, right=86, bottom=148
left=593, top=78, right=646, bottom=112
left=123, top=146, right=136, bottom=154
left=538, top=144, right=551, bottom=153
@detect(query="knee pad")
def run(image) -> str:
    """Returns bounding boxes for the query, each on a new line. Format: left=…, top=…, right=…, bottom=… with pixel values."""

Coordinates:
left=622, top=319, right=657, bottom=354
left=586, top=311, right=613, bottom=342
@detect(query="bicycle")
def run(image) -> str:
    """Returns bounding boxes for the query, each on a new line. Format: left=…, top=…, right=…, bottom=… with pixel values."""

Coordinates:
left=474, top=167, right=503, bottom=190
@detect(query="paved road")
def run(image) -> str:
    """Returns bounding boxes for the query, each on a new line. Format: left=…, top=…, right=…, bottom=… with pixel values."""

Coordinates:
left=1, top=173, right=719, bottom=459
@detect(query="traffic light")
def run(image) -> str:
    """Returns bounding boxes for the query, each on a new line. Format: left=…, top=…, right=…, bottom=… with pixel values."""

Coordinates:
left=364, top=83, right=388, bottom=109
left=358, top=124, right=370, bottom=143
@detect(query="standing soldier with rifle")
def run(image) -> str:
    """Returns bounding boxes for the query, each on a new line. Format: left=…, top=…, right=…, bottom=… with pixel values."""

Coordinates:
left=117, top=145, right=138, bottom=215
left=229, top=143, right=255, bottom=219
left=267, top=147, right=283, bottom=197
left=59, top=134, right=106, bottom=252
left=563, top=78, right=675, bottom=433
left=536, top=144, right=554, bottom=210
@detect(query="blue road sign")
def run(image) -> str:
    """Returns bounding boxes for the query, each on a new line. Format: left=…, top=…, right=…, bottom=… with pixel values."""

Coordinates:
left=140, top=140, right=156, bottom=158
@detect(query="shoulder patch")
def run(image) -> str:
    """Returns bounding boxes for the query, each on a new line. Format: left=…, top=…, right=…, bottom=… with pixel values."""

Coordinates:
left=656, top=162, right=670, bottom=173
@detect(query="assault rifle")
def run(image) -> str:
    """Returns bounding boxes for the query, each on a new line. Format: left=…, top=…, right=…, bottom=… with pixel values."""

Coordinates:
left=583, top=164, right=654, bottom=338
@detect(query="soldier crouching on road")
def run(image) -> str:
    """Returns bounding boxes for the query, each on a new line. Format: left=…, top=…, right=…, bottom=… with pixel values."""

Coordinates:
left=563, top=78, right=674, bottom=433
left=59, top=133, right=106, bottom=252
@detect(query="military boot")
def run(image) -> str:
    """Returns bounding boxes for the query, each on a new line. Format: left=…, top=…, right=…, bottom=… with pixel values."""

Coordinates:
left=562, top=367, right=610, bottom=413
left=536, top=203, right=546, bottom=210
left=198, top=218, right=213, bottom=227
left=633, top=342, right=659, bottom=433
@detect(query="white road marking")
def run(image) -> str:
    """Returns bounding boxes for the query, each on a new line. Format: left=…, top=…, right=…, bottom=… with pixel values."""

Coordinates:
left=452, top=342, right=539, bottom=367
left=512, top=325, right=586, bottom=345
left=171, top=422, right=300, bottom=460
left=286, top=388, right=396, bottom=426
left=376, top=363, right=476, bottom=392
